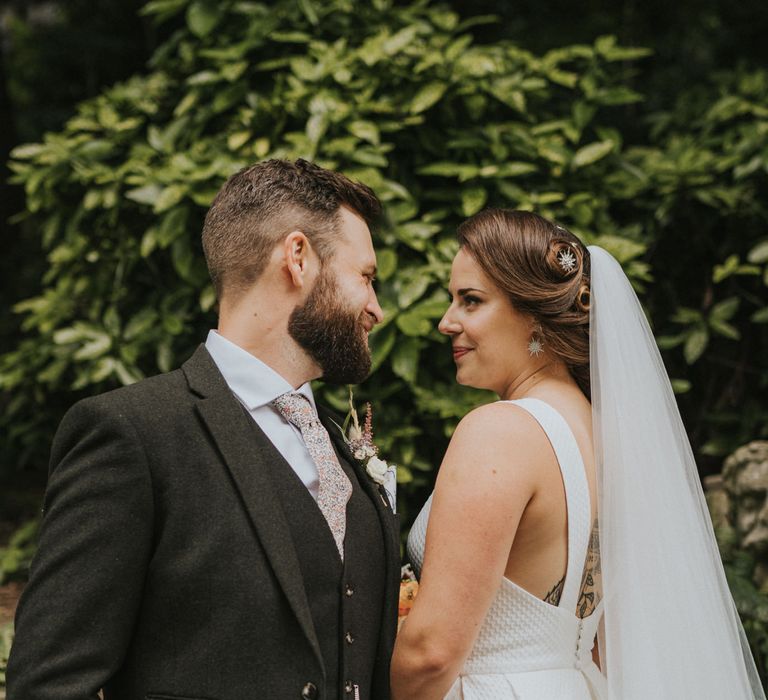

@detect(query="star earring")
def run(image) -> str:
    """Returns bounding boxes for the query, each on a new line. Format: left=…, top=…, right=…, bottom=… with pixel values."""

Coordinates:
left=528, top=334, right=544, bottom=357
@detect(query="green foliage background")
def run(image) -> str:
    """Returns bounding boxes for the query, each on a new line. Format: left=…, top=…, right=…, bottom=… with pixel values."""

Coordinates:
left=1, top=0, right=767, bottom=681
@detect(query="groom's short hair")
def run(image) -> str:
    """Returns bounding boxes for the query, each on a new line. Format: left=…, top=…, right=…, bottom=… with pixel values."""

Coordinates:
left=202, top=158, right=381, bottom=303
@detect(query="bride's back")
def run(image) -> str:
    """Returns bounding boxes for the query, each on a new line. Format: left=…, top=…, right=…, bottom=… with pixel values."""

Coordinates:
left=501, top=380, right=599, bottom=616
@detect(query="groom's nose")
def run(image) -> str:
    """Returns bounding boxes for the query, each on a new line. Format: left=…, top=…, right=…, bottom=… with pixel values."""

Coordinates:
left=366, top=287, right=384, bottom=325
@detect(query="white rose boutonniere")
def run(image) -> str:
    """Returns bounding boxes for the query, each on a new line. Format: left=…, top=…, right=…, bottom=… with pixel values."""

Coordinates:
left=340, top=389, right=397, bottom=512
left=365, top=456, right=389, bottom=485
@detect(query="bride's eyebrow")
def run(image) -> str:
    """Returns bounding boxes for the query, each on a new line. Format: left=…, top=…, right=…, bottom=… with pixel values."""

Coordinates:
left=458, top=287, right=486, bottom=295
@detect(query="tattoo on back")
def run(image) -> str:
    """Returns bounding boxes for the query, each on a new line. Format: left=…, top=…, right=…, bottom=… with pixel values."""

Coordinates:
left=543, top=575, right=565, bottom=606
left=542, top=519, right=601, bottom=614
left=577, top=518, right=602, bottom=618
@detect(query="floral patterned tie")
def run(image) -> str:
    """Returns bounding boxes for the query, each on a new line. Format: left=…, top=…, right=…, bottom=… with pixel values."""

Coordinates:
left=272, top=392, right=352, bottom=560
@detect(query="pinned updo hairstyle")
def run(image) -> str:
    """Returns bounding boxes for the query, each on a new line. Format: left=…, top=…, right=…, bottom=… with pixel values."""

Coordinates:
left=457, top=209, right=591, bottom=399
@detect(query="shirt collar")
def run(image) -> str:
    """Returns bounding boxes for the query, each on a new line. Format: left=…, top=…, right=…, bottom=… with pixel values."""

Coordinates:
left=204, top=330, right=316, bottom=412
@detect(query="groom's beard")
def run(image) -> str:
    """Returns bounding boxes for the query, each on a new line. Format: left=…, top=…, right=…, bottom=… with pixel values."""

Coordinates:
left=288, top=269, right=372, bottom=385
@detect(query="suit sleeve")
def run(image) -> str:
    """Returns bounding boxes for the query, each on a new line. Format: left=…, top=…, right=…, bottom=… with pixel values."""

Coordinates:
left=6, top=395, right=155, bottom=699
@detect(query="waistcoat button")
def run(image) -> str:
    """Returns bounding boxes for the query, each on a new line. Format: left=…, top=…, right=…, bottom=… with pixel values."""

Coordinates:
left=345, top=584, right=355, bottom=597
left=345, top=631, right=355, bottom=644
left=344, top=680, right=354, bottom=693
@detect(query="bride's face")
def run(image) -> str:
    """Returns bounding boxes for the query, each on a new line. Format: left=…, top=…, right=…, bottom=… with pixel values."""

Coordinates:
left=439, top=248, right=534, bottom=397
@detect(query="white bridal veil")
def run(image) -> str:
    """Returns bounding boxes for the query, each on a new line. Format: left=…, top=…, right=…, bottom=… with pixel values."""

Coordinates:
left=588, top=246, right=765, bottom=699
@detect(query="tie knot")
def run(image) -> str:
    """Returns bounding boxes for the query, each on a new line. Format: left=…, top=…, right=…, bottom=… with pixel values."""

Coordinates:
left=272, top=392, right=316, bottom=430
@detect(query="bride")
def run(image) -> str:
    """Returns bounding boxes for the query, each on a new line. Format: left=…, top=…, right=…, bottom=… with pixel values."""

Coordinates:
left=390, top=209, right=764, bottom=699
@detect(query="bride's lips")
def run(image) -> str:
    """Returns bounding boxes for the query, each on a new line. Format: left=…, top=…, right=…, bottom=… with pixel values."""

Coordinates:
left=452, top=346, right=472, bottom=361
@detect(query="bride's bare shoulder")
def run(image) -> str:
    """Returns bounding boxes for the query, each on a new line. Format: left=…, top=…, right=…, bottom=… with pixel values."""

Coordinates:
left=452, top=400, right=541, bottom=442
left=439, top=401, right=550, bottom=484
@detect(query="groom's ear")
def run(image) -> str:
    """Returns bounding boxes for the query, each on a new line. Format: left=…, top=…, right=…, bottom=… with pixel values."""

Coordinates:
left=283, top=230, right=317, bottom=289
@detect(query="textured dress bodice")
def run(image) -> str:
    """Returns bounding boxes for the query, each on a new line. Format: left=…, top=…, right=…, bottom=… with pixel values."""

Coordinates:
left=407, top=398, right=607, bottom=699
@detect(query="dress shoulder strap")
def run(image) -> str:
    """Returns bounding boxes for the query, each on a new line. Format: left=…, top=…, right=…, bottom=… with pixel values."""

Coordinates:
left=501, top=398, right=592, bottom=612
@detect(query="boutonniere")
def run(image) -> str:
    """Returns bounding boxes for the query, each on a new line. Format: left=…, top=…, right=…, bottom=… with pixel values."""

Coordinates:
left=340, top=388, right=397, bottom=512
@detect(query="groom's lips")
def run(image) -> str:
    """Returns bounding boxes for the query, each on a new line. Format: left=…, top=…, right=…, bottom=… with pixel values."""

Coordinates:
left=452, top=346, right=472, bottom=360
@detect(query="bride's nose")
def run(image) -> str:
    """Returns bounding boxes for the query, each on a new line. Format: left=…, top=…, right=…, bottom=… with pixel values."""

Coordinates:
left=438, top=306, right=460, bottom=335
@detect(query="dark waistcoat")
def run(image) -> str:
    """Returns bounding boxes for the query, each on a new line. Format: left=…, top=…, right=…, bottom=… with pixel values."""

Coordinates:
left=265, top=431, right=386, bottom=700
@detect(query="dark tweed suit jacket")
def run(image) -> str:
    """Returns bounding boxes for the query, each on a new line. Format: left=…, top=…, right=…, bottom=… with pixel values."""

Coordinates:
left=6, top=345, right=400, bottom=700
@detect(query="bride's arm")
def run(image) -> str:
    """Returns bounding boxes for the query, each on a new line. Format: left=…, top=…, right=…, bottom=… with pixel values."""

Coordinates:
left=390, top=403, right=540, bottom=700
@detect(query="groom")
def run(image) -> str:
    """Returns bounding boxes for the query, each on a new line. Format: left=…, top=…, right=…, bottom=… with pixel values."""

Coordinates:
left=7, top=159, right=400, bottom=699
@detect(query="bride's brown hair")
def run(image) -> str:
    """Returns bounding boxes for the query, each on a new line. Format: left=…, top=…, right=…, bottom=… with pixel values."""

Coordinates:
left=457, top=209, right=591, bottom=399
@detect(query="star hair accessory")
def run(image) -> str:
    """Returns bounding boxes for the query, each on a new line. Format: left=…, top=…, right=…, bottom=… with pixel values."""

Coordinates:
left=557, top=246, right=578, bottom=274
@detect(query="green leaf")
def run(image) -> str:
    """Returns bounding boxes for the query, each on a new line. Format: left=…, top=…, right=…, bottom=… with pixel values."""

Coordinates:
left=125, top=184, right=163, bottom=206
left=369, top=324, right=396, bottom=372
left=386, top=201, right=419, bottom=224
left=410, top=82, right=447, bottom=114
left=157, top=207, right=188, bottom=248
left=53, top=327, right=88, bottom=345
left=748, top=240, right=768, bottom=264
left=713, top=254, right=740, bottom=283
left=156, top=340, right=174, bottom=373
left=73, top=333, right=112, bottom=361
left=199, top=285, right=216, bottom=313
left=306, top=114, right=328, bottom=146
left=186, top=1, right=221, bottom=38
left=376, top=249, right=397, bottom=281
left=114, top=360, right=143, bottom=386
left=383, top=26, right=419, bottom=56
left=750, top=307, right=768, bottom=323
left=671, top=307, right=703, bottom=324
left=163, top=314, right=184, bottom=336
left=298, top=0, right=319, bottom=25
left=572, top=101, right=596, bottom=130
left=154, top=185, right=186, bottom=213
left=410, top=294, right=449, bottom=319
left=392, top=337, right=421, bottom=383
left=171, top=238, right=194, bottom=282
left=656, top=334, right=685, bottom=349
left=417, top=162, right=479, bottom=180
left=141, top=227, right=158, bottom=258
left=396, top=222, right=442, bottom=251
left=710, top=297, right=740, bottom=321
left=10, top=143, right=46, bottom=160
left=461, top=186, right=487, bottom=216
left=497, top=162, right=538, bottom=177
left=396, top=312, right=432, bottom=337
left=572, top=140, right=614, bottom=169
left=124, top=309, right=158, bottom=341
left=271, top=31, right=312, bottom=43
left=397, top=273, right=431, bottom=308
left=683, top=327, right=709, bottom=364
left=709, top=319, right=740, bottom=340
left=141, top=0, right=187, bottom=20
left=228, top=130, right=251, bottom=151
left=348, top=120, right=380, bottom=146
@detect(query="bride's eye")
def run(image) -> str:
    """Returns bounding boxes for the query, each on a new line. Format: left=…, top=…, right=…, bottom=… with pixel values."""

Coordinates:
left=464, top=295, right=481, bottom=307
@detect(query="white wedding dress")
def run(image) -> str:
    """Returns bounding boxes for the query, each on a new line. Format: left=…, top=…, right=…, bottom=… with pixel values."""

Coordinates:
left=407, top=398, right=607, bottom=699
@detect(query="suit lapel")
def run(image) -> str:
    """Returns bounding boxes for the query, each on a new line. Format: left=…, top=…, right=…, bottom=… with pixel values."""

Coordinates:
left=183, top=346, right=323, bottom=669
